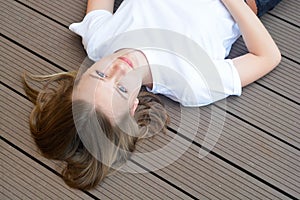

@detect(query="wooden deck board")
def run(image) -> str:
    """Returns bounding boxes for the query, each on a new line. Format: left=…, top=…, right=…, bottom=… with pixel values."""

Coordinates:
left=1, top=0, right=86, bottom=71
left=3, top=44, right=284, bottom=198
left=15, top=0, right=87, bottom=26
left=229, top=10, right=300, bottom=62
left=14, top=0, right=300, bottom=28
left=132, top=133, right=289, bottom=199
left=230, top=37, right=300, bottom=103
left=1, top=21, right=297, bottom=199
left=1, top=0, right=299, bottom=199
left=220, top=85, right=299, bottom=147
left=161, top=98, right=299, bottom=198
left=2, top=0, right=299, bottom=147
left=1, top=140, right=93, bottom=200
left=15, top=0, right=124, bottom=26
left=0, top=85, right=192, bottom=199
left=269, top=0, right=300, bottom=26
left=257, top=57, right=300, bottom=103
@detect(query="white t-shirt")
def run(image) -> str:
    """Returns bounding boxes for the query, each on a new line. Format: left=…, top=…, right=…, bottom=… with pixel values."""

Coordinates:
left=69, top=0, right=242, bottom=106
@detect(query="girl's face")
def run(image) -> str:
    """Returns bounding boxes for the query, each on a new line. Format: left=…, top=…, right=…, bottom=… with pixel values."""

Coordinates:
left=74, top=49, right=144, bottom=122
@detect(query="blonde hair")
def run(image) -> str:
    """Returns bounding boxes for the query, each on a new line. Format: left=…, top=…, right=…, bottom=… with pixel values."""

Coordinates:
left=22, top=71, right=169, bottom=190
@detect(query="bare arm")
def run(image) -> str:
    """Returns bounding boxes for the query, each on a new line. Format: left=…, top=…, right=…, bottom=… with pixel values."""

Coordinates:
left=86, top=0, right=115, bottom=14
left=221, top=0, right=281, bottom=87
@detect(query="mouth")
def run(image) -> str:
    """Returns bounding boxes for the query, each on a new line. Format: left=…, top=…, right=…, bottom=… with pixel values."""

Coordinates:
left=118, top=57, right=134, bottom=68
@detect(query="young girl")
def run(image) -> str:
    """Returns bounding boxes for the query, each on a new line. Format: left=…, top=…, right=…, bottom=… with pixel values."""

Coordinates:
left=23, top=0, right=282, bottom=190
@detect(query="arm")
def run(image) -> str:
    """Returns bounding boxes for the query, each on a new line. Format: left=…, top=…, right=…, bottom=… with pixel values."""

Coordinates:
left=86, top=0, right=115, bottom=14
left=221, top=0, right=281, bottom=87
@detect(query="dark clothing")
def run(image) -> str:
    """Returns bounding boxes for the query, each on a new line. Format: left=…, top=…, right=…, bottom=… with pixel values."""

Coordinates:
left=256, top=0, right=282, bottom=17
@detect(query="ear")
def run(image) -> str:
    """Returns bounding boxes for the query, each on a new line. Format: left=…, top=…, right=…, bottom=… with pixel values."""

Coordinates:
left=130, top=98, right=139, bottom=116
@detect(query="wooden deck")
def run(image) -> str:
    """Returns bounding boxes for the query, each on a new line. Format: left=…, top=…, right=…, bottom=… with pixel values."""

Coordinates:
left=1, top=0, right=299, bottom=199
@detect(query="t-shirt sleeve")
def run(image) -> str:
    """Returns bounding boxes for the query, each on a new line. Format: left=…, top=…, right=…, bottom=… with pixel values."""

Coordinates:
left=69, top=10, right=112, bottom=51
left=212, top=59, right=242, bottom=96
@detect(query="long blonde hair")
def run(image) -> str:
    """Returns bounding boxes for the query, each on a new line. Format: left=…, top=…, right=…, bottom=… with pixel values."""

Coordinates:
left=22, top=71, right=169, bottom=190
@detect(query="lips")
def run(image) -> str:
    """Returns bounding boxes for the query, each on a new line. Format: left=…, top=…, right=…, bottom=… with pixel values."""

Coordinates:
left=118, top=57, right=133, bottom=68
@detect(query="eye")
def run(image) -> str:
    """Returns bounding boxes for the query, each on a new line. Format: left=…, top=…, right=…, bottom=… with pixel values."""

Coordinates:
left=117, top=85, right=128, bottom=93
left=96, top=70, right=107, bottom=78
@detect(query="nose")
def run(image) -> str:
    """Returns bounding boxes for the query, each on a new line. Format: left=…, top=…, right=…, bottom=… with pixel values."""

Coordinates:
left=108, top=61, right=128, bottom=82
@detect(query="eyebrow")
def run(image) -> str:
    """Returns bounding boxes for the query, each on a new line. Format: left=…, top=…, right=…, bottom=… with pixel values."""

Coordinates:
left=88, top=73, right=128, bottom=100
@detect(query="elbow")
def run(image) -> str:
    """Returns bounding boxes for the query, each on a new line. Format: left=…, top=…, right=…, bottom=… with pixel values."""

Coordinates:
left=272, top=46, right=282, bottom=66
left=266, top=47, right=281, bottom=71
left=271, top=50, right=281, bottom=69
left=275, top=51, right=282, bottom=66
